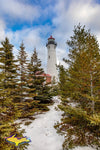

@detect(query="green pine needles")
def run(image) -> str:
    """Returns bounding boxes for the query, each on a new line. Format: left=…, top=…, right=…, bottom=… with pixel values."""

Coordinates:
left=0, top=38, right=53, bottom=149
left=58, top=24, right=100, bottom=149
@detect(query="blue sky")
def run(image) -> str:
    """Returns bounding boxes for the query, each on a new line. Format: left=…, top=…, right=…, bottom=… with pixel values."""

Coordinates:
left=0, top=0, right=100, bottom=70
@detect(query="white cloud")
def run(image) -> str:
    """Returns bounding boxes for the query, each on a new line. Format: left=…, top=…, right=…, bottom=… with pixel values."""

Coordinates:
left=23, top=29, right=41, bottom=48
left=53, top=0, right=100, bottom=35
left=96, top=33, right=100, bottom=48
left=56, top=47, right=68, bottom=68
left=5, top=28, right=42, bottom=58
left=3, top=25, right=52, bottom=71
left=66, top=0, right=100, bottom=30
left=52, top=0, right=100, bottom=67
left=0, top=0, right=40, bottom=22
left=1, top=0, right=100, bottom=71
left=0, top=19, right=6, bottom=42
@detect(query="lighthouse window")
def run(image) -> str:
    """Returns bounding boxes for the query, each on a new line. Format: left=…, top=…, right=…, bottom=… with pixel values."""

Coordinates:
left=49, top=56, right=50, bottom=59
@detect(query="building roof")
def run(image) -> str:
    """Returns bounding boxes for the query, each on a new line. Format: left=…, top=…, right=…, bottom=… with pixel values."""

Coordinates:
left=35, top=71, right=51, bottom=77
left=46, top=74, right=51, bottom=77
left=46, top=35, right=57, bottom=47
left=48, top=35, right=55, bottom=40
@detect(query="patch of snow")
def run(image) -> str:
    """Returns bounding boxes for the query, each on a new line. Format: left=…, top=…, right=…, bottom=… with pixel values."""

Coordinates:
left=68, top=102, right=78, bottom=107
left=72, top=146, right=96, bottom=150
left=20, top=96, right=64, bottom=150
left=19, top=96, right=97, bottom=150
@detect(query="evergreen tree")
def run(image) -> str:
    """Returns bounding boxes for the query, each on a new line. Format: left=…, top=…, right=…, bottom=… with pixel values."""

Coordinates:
left=65, top=25, right=100, bottom=113
left=28, top=48, right=52, bottom=110
left=0, top=38, right=20, bottom=149
left=1, top=37, right=18, bottom=89
left=17, top=42, right=28, bottom=100
left=58, top=65, right=69, bottom=99
left=17, top=42, right=35, bottom=118
left=58, top=25, right=100, bottom=149
left=28, top=48, right=45, bottom=100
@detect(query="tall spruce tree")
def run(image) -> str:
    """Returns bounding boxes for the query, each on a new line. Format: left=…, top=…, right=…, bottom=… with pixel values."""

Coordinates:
left=28, top=48, right=52, bottom=110
left=18, top=42, right=28, bottom=100
left=17, top=42, right=36, bottom=118
left=58, top=65, right=69, bottom=100
left=64, top=25, right=100, bottom=113
left=1, top=38, right=18, bottom=89
left=28, top=48, right=45, bottom=100
left=58, top=25, right=100, bottom=149
left=0, top=38, right=20, bottom=150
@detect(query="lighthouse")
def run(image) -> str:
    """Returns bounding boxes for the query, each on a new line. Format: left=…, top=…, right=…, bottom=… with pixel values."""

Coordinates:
left=46, top=35, right=58, bottom=82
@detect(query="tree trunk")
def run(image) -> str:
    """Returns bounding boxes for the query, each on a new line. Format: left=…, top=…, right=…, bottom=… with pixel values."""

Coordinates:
left=90, top=72, right=94, bottom=113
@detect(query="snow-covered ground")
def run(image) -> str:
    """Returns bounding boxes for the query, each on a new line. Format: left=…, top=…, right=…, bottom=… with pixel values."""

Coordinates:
left=20, top=97, right=64, bottom=150
left=20, top=96, right=96, bottom=150
left=72, top=147, right=96, bottom=150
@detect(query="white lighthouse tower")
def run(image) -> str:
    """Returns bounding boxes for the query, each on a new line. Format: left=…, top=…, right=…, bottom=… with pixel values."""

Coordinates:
left=46, top=35, right=58, bottom=82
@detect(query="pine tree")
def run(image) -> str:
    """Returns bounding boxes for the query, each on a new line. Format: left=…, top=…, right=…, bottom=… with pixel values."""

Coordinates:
left=17, top=42, right=28, bottom=100
left=58, top=24, right=100, bottom=149
left=58, top=65, right=69, bottom=100
left=65, top=25, right=100, bottom=113
left=17, top=42, right=36, bottom=118
left=1, top=38, right=18, bottom=88
left=28, top=48, right=44, bottom=100
left=28, top=48, right=52, bottom=111
left=0, top=38, right=20, bottom=149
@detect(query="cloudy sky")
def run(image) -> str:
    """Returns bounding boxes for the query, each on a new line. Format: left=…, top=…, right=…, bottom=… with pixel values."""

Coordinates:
left=0, top=0, right=100, bottom=71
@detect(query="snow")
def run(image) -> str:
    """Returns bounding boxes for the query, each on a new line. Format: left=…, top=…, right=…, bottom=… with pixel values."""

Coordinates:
left=20, top=96, right=64, bottom=150
left=20, top=96, right=97, bottom=150
left=72, top=147, right=96, bottom=150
